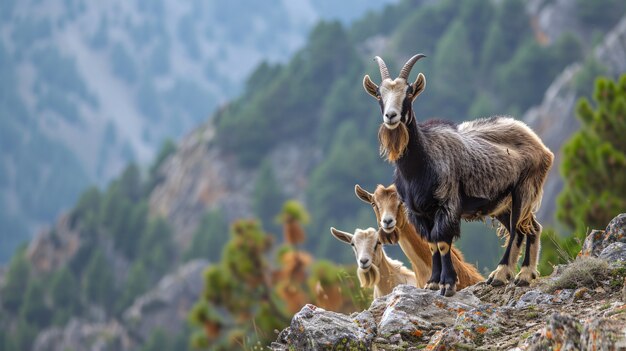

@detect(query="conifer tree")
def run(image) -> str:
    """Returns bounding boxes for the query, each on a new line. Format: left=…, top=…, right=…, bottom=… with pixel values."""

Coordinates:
left=557, top=75, right=626, bottom=237
left=189, top=202, right=369, bottom=350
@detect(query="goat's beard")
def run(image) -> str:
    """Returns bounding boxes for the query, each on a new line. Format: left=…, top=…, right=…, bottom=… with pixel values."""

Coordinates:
left=378, top=228, right=399, bottom=245
left=357, top=264, right=380, bottom=288
left=378, top=122, right=409, bottom=162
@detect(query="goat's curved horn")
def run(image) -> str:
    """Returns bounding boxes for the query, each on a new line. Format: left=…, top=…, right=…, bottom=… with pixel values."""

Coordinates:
left=398, top=54, right=426, bottom=81
left=374, top=56, right=390, bottom=81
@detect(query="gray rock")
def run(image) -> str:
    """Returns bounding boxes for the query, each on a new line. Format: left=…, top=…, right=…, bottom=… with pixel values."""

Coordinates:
left=374, top=285, right=480, bottom=339
left=271, top=304, right=376, bottom=351
left=578, top=214, right=626, bottom=260
left=581, top=317, right=624, bottom=350
left=604, top=214, right=626, bottom=245
left=431, top=303, right=510, bottom=349
left=599, top=242, right=626, bottom=265
left=580, top=229, right=608, bottom=258
left=272, top=285, right=482, bottom=350
left=123, top=259, right=208, bottom=342
left=526, top=313, right=582, bottom=351
left=509, top=288, right=572, bottom=309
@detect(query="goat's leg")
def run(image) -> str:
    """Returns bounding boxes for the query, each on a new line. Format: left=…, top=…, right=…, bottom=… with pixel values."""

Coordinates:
left=514, top=217, right=541, bottom=286
left=425, top=242, right=441, bottom=290
left=487, top=191, right=522, bottom=287
left=438, top=240, right=457, bottom=297
left=407, top=212, right=439, bottom=290
left=429, top=206, right=460, bottom=296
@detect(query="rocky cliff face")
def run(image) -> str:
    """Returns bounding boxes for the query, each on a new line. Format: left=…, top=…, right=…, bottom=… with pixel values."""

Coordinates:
left=524, top=15, right=626, bottom=224
left=123, top=259, right=208, bottom=342
left=148, top=122, right=321, bottom=248
left=32, top=259, right=209, bottom=351
left=272, top=214, right=626, bottom=350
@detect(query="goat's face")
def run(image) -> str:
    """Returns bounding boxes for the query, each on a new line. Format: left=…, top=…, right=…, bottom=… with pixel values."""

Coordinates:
left=355, top=184, right=404, bottom=234
left=363, top=54, right=426, bottom=129
left=330, top=227, right=381, bottom=270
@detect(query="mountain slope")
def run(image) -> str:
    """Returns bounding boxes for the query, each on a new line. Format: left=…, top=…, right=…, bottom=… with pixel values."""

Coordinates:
left=2, top=1, right=626, bottom=350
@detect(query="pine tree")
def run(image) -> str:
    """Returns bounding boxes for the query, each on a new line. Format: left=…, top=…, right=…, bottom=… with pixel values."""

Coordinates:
left=557, top=75, right=626, bottom=237
left=0, top=250, right=30, bottom=313
left=188, top=211, right=369, bottom=349
left=82, top=249, right=115, bottom=310
left=184, top=209, right=229, bottom=262
left=50, top=267, right=80, bottom=323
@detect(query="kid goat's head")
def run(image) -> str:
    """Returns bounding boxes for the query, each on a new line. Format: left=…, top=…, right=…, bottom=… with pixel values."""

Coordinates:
left=330, top=227, right=382, bottom=288
left=363, top=54, right=426, bottom=161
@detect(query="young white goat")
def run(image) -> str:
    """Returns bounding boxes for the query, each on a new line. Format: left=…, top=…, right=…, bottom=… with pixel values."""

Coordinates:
left=330, top=227, right=416, bottom=298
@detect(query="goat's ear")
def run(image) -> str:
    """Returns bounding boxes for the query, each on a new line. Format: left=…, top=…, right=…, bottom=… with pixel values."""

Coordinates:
left=330, top=227, right=353, bottom=244
left=363, top=75, right=379, bottom=99
left=355, top=184, right=374, bottom=204
left=410, top=73, right=426, bottom=102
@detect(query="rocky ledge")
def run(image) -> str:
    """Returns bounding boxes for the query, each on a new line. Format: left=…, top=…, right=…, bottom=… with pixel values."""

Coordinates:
left=272, top=214, right=626, bottom=350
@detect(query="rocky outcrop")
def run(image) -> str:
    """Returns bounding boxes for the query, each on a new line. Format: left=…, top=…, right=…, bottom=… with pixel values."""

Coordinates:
left=272, top=213, right=626, bottom=350
left=524, top=15, right=626, bottom=224
left=148, top=123, right=321, bottom=249
left=26, top=214, right=81, bottom=273
left=526, top=0, right=597, bottom=47
left=123, top=259, right=209, bottom=342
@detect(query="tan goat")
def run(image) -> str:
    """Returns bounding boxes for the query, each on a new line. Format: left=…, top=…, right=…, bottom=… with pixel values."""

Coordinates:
left=355, top=184, right=484, bottom=291
left=330, top=227, right=416, bottom=298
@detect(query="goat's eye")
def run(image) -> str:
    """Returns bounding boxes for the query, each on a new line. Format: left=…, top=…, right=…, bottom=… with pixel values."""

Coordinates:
left=350, top=242, right=355, bottom=247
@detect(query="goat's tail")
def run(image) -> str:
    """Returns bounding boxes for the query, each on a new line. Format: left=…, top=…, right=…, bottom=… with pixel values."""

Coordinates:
left=450, top=246, right=484, bottom=288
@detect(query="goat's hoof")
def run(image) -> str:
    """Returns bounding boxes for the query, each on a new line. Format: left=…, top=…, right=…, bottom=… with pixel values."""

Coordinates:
left=487, top=264, right=513, bottom=287
left=490, top=279, right=506, bottom=287
left=514, top=267, right=538, bottom=287
left=425, top=282, right=439, bottom=290
left=440, top=283, right=456, bottom=297
left=514, top=278, right=530, bottom=287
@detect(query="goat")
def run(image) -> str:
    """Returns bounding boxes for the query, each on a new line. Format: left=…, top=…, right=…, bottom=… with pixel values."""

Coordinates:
left=362, top=54, right=554, bottom=296
left=355, top=184, right=484, bottom=289
left=330, top=227, right=416, bottom=298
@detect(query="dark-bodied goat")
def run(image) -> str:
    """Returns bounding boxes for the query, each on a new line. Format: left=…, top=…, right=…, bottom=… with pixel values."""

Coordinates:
left=362, top=54, right=553, bottom=296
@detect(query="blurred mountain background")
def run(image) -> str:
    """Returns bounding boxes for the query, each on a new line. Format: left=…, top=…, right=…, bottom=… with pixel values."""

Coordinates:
left=1, top=0, right=626, bottom=350
left=0, top=0, right=395, bottom=262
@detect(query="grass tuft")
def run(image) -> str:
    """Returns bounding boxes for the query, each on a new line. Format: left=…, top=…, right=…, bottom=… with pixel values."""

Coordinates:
left=544, top=257, right=608, bottom=292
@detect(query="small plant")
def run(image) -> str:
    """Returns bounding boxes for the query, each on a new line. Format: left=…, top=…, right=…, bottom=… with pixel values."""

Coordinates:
left=544, top=257, right=608, bottom=292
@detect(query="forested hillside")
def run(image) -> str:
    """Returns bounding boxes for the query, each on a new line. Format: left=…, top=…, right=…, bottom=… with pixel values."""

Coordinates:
left=210, top=0, right=624, bottom=266
left=0, top=0, right=394, bottom=262
left=1, top=0, right=625, bottom=350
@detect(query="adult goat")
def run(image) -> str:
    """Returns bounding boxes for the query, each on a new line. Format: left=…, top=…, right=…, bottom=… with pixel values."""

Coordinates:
left=363, top=54, right=553, bottom=296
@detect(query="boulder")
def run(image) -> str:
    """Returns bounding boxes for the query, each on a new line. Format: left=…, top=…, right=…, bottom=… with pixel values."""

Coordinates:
left=272, top=304, right=376, bottom=350
left=579, top=214, right=626, bottom=259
